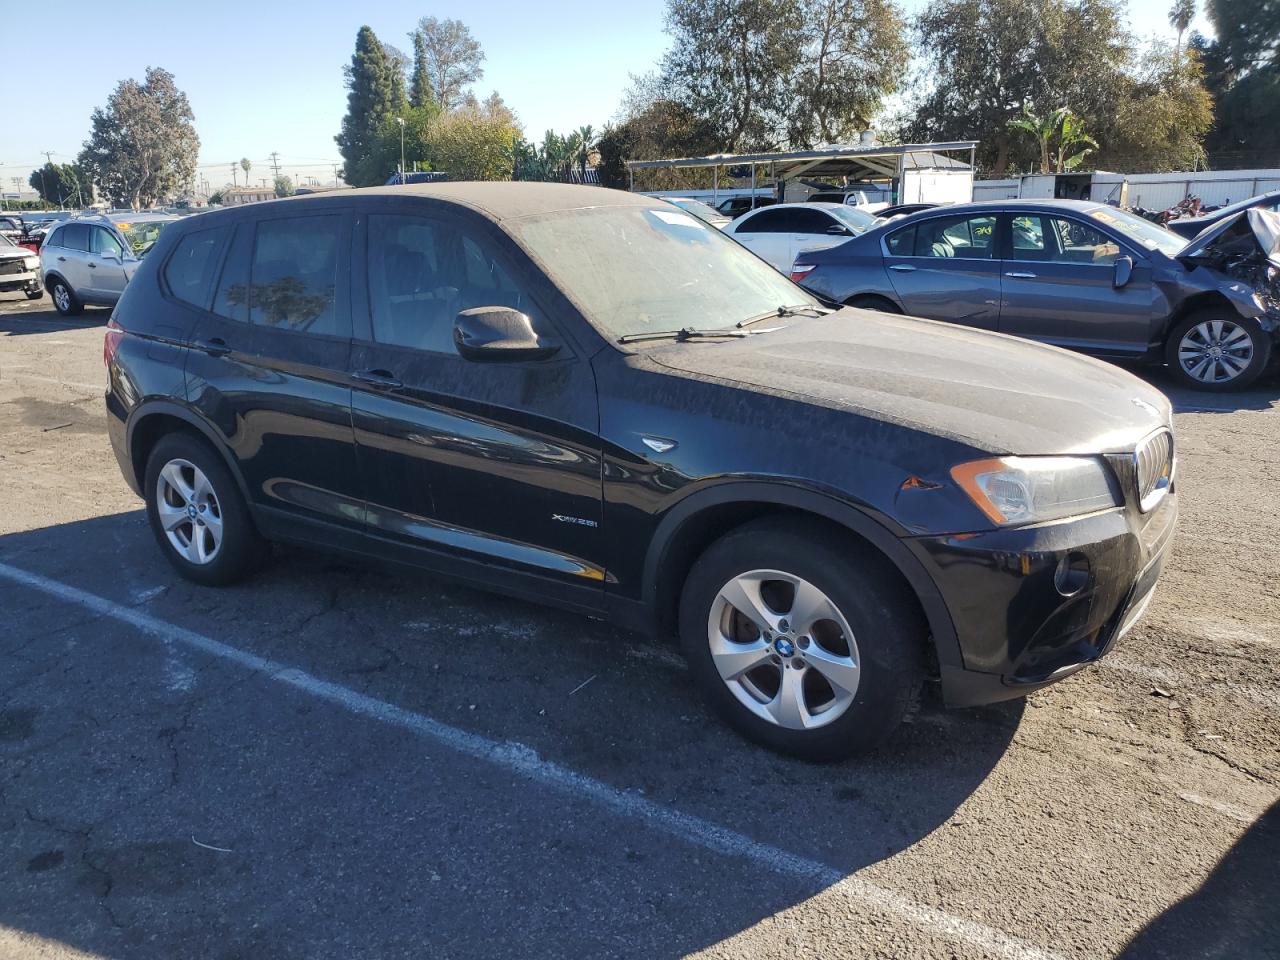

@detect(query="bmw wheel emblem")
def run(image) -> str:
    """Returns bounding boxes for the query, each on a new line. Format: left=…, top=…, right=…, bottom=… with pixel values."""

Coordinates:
left=774, top=637, right=795, bottom=657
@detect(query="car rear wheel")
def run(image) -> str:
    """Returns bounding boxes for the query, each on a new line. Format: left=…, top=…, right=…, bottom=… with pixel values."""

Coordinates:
left=144, top=433, right=268, bottom=586
left=678, top=518, right=925, bottom=760
left=49, top=277, right=83, bottom=316
left=1166, top=310, right=1270, bottom=391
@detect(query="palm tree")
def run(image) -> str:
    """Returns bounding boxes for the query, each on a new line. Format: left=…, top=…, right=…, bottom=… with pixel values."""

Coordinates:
left=240, top=158, right=252, bottom=188
left=575, top=125, right=596, bottom=175
left=1169, top=0, right=1195, bottom=55
left=1009, top=106, right=1097, bottom=174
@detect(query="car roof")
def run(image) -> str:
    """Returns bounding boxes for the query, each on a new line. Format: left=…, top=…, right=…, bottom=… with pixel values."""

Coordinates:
left=310, top=182, right=657, bottom=222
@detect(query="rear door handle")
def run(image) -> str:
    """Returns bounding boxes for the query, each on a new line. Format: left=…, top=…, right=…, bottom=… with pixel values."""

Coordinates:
left=352, top=368, right=403, bottom=390
left=1005, top=271, right=1037, bottom=279
left=888, top=264, right=916, bottom=272
left=196, top=337, right=231, bottom=357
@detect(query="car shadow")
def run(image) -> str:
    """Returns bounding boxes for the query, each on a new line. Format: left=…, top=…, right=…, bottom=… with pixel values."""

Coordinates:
left=1121, top=362, right=1280, bottom=414
left=0, top=306, right=110, bottom=336
left=1116, top=799, right=1279, bottom=959
left=0, top=509, right=1022, bottom=959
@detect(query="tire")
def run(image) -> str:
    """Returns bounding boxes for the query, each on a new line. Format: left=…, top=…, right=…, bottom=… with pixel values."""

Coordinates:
left=678, top=517, right=925, bottom=761
left=144, top=432, right=268, bottom=586
left=1165, top=309, right=1271, bottom=391
left=845, top=294, right=901, bottom=314
left=48, top=276, right=83, bottom=316
left=25, top=287, right=43, bottom=300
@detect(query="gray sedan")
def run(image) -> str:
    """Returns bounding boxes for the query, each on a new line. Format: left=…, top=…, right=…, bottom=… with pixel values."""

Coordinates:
left=792, top=199, right=1280, bottom=391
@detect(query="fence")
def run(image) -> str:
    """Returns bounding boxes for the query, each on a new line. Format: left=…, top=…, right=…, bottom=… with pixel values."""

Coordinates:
left=974, top=168, right=1280, bottom=208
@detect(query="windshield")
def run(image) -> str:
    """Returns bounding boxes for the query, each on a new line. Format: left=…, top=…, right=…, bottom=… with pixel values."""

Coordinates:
left=1086, top=207, right=1185, bottom=256
left=829, top=205, right=878, bottom=233
left=668, top=198, right=726, bottom=224
left=117, top=219, right=172, bottom=256
left=509, top=205, right=820, bottom=340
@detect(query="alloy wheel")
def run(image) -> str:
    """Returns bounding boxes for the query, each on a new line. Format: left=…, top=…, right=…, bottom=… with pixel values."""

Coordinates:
left=53, top=284, right=70, bottom=313
left=1177, top=319, right=1253, bottom=385
left=706, top=569, right=860, bottom=730
left=155, top=458, right=223, bottom=565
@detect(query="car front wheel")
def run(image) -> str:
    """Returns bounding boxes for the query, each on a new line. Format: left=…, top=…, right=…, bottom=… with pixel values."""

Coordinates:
left=144, top=433, right=268, bottom=586
left=1166, top=310, right=1271, bottom=391
left=48, top=277, right=83, bottom=316
left=678, top=518, right=925, bottom=760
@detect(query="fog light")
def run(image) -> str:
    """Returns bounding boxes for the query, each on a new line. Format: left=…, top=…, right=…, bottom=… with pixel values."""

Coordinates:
left=1054, top=552, right=1091, bottom=597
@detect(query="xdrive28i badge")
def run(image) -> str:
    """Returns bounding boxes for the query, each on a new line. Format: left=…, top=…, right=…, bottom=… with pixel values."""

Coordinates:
left=552, top=514, right=598, bottom=528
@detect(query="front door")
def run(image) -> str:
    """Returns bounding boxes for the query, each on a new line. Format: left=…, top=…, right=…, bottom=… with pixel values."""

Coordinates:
left=997, top=213, right=1154, bottom=355
left=85, top=224, right=132, bottom=301
left=185, top=210, right=363, bottom=538
left=349, top=209, right=605, bottom=599
left=882, top=212, right=1001, bottom=329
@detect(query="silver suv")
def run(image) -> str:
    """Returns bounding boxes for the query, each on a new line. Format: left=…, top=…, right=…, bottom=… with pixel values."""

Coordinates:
left=39, top=215, right=175, bottom=315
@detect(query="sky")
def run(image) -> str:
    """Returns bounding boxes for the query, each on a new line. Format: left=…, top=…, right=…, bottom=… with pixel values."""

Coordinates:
left=0, top=0, right=1213, bottom=196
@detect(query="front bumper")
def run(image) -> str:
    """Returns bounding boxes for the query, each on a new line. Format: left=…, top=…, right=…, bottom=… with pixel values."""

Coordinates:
left=0, top=265, right=41, bottom=292
left=912, top=491, right=1178, bottom=707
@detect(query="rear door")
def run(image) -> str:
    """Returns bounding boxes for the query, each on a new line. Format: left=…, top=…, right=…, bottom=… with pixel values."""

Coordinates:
left=349, top=208, right=606, bottom=598
left=997, top=212, right=1154, bottom=354
left=881, top=212, right=1001, bottom=329
left=787, top=208, right=853, bottom=264
left=49, top=223, right=93, bottom=295
left=727, top=207, right=798, bottom=271
left=186, top=209, right=363, bottom=539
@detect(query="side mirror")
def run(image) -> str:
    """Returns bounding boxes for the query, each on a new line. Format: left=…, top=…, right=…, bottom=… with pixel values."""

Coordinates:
left=826, top=224, right=849, bottom=236
left=1113, top=255, right=1134, bottom=288
left=453, top=306, right=560, bottom=363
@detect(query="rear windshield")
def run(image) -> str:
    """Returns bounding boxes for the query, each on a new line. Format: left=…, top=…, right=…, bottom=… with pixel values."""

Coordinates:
left=508, top=205, right=817, bottom=340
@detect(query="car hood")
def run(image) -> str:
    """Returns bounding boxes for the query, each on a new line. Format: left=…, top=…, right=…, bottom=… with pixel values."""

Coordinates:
left=1178, top=208, right=1280, bottom=265
left=0, top=246, right=31, bottom=261
left=645, top=309, right=1171, bottom=456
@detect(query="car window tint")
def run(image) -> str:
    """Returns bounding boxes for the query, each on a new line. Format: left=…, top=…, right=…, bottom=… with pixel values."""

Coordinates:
left=914, top=215, right=995, bottom=258
left=791, top=209, right=839, bottom=234
left=164, top=227, right=226, bottom=308
left=91, top=227, right=124, bottom=257
left=368, top=214, right=540, bottom=354
left=1046, top=217, right=1121, bottom=265
left=61, top=223, right=90, bottom=252
left=886, top=225, right=916, bottom=256
left=737, top=209, right=794, bottom=234
left=1009, top=215, right=1048, bottom=259
left=212, top=222, right=253, bottom=323
left=249, top=215, right=341, bottom=335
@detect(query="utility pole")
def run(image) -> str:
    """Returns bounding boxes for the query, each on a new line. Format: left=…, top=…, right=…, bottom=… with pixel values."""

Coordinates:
left=40, top=150, right=54, bottom=208
left=269, top=151, right=282, bottom=181
left=230, top=163, right=238, bottom=188
left=396, top=116, right=406, bottom=183
left=332, top=163, right=340, bottom=186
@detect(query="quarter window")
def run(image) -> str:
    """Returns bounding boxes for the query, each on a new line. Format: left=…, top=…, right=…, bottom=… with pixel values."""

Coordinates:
left=912, top=215, right=996, bottom=258
left=367, top=214, right=539, bottom=354
left=164, top=227, right=226, bottom=308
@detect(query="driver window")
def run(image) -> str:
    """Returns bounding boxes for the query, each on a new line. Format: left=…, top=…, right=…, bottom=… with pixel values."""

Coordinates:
left=1047, top=217, right=1121, bottom=265
left=91, top=227, right=125, bottom=258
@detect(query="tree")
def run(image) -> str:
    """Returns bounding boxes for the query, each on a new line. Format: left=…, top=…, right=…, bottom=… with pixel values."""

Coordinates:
left=1100, top=45, right=1214, bottom=171
left=410, top=17, right=485, bottom=112
left=240, top=157, right=252, bottom=186
left=28, top=162, right=84, bottom=207
left=409, top=30, right=435, bottom=108
left=77, top=66, right=199, bottom=208
left=1197, top=0, right=1280, bottom=161
left=1008, top=107, right=1097, bottom=173
left=365, top=103, right=441, bottom=181
left=426, top=106, right=517, bottom=180
left=384, top=43, right=410, bottom=109
left=274, top=175, right=295, bottom=197
left=1169, top=0, right=1195, bottom=54
left=902, top=0, right=1130, bottom=175
left=335, top=26, right=401, bottom=186
left=208, top=190, right=224, bottom=205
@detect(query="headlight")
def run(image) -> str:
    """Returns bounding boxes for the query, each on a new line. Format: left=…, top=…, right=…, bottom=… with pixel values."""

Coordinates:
left=951, top=456, right=1120, bottom=526
left=23, top=257, right=39, bottom=269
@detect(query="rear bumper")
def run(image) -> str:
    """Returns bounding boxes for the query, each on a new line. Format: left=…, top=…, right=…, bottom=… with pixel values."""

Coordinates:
left=910, top=492, right=1177, bottom=707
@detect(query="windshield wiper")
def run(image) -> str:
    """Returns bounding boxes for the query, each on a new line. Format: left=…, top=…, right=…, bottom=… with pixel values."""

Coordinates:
left=617, top=327, right=751, bottom=344
left=737, top=303, right=830, bottom=328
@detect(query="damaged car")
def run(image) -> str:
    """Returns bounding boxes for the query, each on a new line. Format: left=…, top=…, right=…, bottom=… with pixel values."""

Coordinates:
left=793, top=200, right=1280, bottom=391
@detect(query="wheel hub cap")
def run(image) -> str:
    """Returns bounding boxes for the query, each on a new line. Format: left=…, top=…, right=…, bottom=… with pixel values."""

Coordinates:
left=774, top=637, right=796, bottom=657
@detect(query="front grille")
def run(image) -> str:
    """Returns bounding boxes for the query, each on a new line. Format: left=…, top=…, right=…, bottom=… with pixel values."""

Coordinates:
left=1135, top=429, right=1174, bottom=512
left=0, top=260, right=24, bottom=276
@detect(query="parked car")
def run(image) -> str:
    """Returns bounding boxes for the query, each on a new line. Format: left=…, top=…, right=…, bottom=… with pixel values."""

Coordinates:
left=793, top=199, right=1280, bottom=390
left=664, top=197, right=731, bottom=228
left=1166, top=190, right=1280, bottom=239
left=875, top=203, right=941, bottom=222
left=723, top=202, right=879, bottom=272
left=110, top=213, right=178, bottom=258
left=40, top=218, right=141, bottom=315
left=0, top=215, right=26, bottom=241
left=714, top=195, right=775, bottom=218
left=0, top=233, right=43, bottom=299
left=105, top=183, right=1177, bottom=759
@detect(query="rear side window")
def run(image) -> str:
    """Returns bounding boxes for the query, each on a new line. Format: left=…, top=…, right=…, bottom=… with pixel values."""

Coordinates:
left=60, top=223, right=90, bottom=252
left=249, top=215, right=341, bottom=335
left=885, top=225, right=915, bottom=256
left=914, top=215, right=996, bottom=259
left=791, top=209, right=840, bottom=235
left=164, top=226, right=226, bottom=308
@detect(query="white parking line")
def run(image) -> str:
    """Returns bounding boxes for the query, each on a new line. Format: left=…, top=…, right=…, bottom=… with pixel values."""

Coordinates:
left=0, top=560, right=1060, bottom=960
left=1178, top=793, right=1255, bottom=824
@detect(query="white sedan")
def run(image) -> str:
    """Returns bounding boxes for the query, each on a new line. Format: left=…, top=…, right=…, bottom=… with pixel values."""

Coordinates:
left=722, top=202, right=879, bottom=273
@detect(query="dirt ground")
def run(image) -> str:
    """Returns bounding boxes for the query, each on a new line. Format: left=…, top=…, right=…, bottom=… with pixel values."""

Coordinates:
left=1, top=290, right=1276, bottom=960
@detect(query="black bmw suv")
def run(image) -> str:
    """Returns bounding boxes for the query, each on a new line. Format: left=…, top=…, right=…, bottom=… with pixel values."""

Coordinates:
left=105, top=183, right=1178, bottom=760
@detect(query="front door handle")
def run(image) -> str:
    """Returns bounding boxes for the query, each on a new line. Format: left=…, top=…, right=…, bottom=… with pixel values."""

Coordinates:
left=57, top=256, right=66, bottom=262
left=1005, top=271, right=1037, bottom=279
left=196, top=337, right=231, bottom=357
left=88, top=262, right=97, bottom=269
left=888, top=264, right=917, bottom=272
left=352, top=369, right=403, bottom=390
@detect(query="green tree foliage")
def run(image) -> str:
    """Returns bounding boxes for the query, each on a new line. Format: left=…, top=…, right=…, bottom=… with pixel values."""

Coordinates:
left=27, top=162, right=85, bottom=207
left=409, top=16, right=485, bottom=112
left=428, top=105, right=517, bottom=181
left=274, top=175, right=295, bottom=198
left=1100, top=46, right=1214, bottom=171
left=384, top=43, right=410, bottom=109
left=410, top=31, right=435, bottom=108
left=1008, top=107, right=1097, bottom=173
left=657, top=0, right=907, bottom=152
left=366, top=103, right=441, bottom=181
left=240, top=157, right=252, bottom=184
left=77, top=66, right=199, bottom=208
left=1168, top=0, right=1195, bottom=53
left=335, top=26, right=401, bottom=185
left=1197, top=0, right=1280, bottom=160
